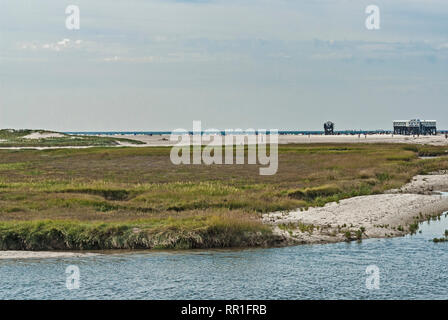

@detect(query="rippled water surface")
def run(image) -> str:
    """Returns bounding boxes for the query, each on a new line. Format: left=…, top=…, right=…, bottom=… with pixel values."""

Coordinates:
left=1, top=213, right=447, bottom=300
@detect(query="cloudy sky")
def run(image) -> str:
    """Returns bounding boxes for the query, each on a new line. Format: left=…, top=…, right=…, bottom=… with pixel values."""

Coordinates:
left=0, top=0, right=447, bottom=131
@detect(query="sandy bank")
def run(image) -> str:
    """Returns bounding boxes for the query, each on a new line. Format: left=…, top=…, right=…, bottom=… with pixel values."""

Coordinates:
left=263, top=194, right=448, bottom=244
left=387, top=172, right=448, bottom=195
left=263, top=174, right=448, bottom=244
left=0, top=251, right=99, bottom=260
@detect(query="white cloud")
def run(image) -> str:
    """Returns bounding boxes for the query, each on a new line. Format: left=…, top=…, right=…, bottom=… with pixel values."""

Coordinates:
left=311, top=52, right=353, bottom=61
left=102, top=56, right=156, bottom=63
left=19, top=39, right=84, bottom=52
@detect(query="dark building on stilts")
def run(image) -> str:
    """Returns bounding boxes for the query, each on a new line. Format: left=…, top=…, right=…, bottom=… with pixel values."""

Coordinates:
left=393, top=119, right=437, bottom=135
left=324, top=121, right=335, bottom=135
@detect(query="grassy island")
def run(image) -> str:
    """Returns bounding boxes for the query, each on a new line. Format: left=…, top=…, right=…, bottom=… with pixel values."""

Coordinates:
left=0, top=134, right=447, bottom=250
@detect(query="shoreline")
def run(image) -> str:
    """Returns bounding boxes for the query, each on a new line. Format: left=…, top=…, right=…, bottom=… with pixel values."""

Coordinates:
left=0, top=251, right=99, bottom=260
left=263, top=174, right=448, bottom=245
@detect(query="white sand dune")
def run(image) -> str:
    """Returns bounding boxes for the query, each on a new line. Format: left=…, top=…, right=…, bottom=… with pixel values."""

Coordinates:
left=23, top=132, right=65, bottom=139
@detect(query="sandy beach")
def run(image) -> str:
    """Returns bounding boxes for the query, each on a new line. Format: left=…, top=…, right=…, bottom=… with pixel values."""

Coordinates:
left=0, top=251, right=98, bottom=259
left=263, top=173, right=448, bottom=244
left=0, top=133, right=447, bottom=150
left=109, top=133, right=448, bottom=147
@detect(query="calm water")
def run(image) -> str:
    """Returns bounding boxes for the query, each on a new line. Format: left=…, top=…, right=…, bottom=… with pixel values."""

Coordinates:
left=1, top=214, right=447, bottom=300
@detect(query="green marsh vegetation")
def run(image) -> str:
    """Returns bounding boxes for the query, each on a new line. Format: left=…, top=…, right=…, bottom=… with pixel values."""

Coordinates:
left=432, top=229, right=448, bottom=243
left=0, top=143, right=447, bottom=249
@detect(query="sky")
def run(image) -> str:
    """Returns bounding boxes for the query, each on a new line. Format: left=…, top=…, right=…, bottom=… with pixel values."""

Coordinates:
left=0, top=0, right=447, bottom=131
